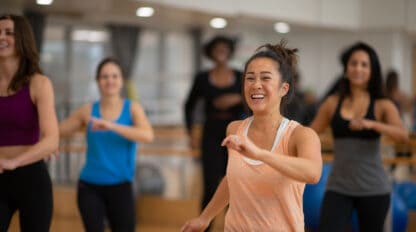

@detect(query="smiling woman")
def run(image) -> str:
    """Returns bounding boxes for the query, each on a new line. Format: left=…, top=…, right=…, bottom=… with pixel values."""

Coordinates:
left=310, top=42, right=409, bottom=232
left=0, top=14, right=59, bottom=232
left=181, top=39, right=322, bottom=232
left=58, top=57, right=154, bottom=232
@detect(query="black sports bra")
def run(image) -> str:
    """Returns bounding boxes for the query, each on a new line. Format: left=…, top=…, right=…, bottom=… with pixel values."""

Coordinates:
left=330, top=97, right=380, bottom=139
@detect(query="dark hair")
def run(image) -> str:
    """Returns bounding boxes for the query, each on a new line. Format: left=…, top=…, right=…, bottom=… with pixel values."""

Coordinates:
left=243, top=39, right=298, bottom=113
left=338, top=42, right=384, bottom=99
left=95, top=57, right=124, bottom=80
left=385, top=69, right=399, bottom=99
left=203, top=35, right=236, bottom=60
left=0, top=14, right=42, bottom=92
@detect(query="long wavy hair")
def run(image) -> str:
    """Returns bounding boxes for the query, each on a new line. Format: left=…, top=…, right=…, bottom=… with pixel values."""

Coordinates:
left=0, top=14, right=42, bottom=92
left=338, top=42, right=384, bottom=100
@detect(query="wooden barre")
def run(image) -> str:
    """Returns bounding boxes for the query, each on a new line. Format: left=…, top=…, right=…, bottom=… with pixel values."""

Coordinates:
left=322, top=153, right=416, bottom=165
left=59, top=146, right=199, bottom=157
left=59, top=146, right=416, bottom=165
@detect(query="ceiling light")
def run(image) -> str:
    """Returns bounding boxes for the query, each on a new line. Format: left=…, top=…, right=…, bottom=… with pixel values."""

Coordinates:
left=37, top=0, right=53, bottom=5
left=210, top=17, right=227, bottom=29
left=72, top=30, right=109, bottom=43
left=136, top=7, right=154, bottom=17
left=274, top=22, right=290, bottom=34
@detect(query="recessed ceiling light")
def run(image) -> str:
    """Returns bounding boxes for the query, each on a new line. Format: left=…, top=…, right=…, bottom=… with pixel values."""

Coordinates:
left=274, top=22, right=290, bottom=34
left=210, top=17, right=227, bottom=29
left=136, top=7, right=154, bottom=17
left=72, top=30, right=109, bottom=42
left=37, top=0, right=53, bottom=5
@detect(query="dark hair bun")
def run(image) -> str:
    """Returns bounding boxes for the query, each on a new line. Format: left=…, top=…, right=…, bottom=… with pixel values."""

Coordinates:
left=256, top=39, right=298, bottom=74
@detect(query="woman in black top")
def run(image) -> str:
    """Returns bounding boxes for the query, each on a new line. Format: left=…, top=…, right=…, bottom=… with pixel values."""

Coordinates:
left=184, top=36, right=245, bottom=230
left=310, top=42, right=408, bottom=232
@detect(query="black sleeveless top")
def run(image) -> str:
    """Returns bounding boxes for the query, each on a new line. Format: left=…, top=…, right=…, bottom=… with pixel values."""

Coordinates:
left=184, top=70, right=245, bottom=134
left=330, top=97, right=380, bottom=139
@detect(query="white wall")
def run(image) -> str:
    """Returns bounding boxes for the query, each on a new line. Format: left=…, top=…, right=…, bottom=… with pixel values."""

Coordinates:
left=233, top=29, right=413, bottom=98
left=145, top=0, right=416, bottom=34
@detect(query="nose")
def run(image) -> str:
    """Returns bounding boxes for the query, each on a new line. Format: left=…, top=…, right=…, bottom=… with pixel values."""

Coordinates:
left=253, top=79, right=262, bottom=89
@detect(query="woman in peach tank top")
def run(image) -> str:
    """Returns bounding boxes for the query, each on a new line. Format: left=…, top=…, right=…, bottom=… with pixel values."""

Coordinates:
left=181, top=40, right=322, bottom=232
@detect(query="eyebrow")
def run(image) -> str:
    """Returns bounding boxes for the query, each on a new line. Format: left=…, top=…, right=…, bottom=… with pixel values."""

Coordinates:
left=246, top=71, right=272, bottom=75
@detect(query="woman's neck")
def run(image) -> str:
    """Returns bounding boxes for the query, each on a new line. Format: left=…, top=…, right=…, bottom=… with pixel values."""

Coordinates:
left=349, top=85, right=368, bottom=100
left=251, top=111, right=283, bottom=132
left=213, top=62, right=230, bottom=71
left=100, top=95, right=123, bottom=108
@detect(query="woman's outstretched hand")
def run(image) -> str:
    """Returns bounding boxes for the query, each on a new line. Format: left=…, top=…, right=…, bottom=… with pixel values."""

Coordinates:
left=222, top=134, right=264, bottom=161
left=181, top=217, right=209, bottom=232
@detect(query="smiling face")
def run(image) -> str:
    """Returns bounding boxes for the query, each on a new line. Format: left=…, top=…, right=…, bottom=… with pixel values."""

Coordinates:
left=346, top=50, right=371, bottom=88
left=244, top=57, right=289, bottom=115
left=0, top=19, right=16, bottom=59
left=97, top=62, right=124, bottom=97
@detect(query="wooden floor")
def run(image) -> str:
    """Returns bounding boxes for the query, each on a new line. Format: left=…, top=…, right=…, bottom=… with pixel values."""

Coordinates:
left=8, top=185, right=416, bottom=231
left=8, top=185, right=224, bottom=232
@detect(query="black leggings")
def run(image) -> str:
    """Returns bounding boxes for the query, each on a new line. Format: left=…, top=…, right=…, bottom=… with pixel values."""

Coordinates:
left=200, top=136, right=228, bottom=232
left=0, top=161, right=53, bottom=232
left=201, top=139, right=228, bottom=209
left=77, top=180, right=135, bottom=232
left=319, top=190, right=390, bottom=232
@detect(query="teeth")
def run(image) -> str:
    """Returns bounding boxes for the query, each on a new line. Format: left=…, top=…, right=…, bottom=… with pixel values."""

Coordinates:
left=0, top=43, right=7, bottom=49
left=251, top=94, right=264, bottom=99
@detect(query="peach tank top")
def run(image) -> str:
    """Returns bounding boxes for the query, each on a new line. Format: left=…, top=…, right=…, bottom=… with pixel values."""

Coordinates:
left=225, top=117, right=304, bottom=232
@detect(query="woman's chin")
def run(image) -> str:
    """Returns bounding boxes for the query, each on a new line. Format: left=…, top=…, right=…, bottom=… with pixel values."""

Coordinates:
left=249, top=106, right=268, bottom=115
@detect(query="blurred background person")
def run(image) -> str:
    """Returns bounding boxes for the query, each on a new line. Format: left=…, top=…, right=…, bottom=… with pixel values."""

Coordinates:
left=59, top=57, right=154, bottom=232
left=0, top=14, right=59, bottom=232
left=385, top=69, right=412, bottom=118
left=284, top=71, right=318, bottom=125
left=311, top=42, right=408, bottom=232
left=385, top=69, right=413, bottom=172
left=184, top=35, right=245, bottom=231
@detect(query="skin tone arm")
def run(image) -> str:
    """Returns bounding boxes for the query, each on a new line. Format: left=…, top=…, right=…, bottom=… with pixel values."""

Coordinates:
left=222, top=124, right=322, bottom=184
left=309, top=95, right=338, bottom=134
left=349, top=99, right=409, bottom=142
left=0, top=75, right=59, bottom=172
left=181, top=178, right=229, bottom=232
left=59, top=103, right=90, bottom=137
left=89, top=102, right=154, bottom=143
left=311, top=95, right=408, bottom=142
left=181, top=121, right=241, bottom=232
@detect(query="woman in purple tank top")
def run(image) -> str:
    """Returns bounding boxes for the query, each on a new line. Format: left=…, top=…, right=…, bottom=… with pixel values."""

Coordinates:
left=0, top=15, right=59, bottom=232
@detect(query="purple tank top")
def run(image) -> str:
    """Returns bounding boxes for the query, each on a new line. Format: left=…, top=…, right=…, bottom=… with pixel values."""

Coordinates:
left=0, top=85, right=40, bottom=146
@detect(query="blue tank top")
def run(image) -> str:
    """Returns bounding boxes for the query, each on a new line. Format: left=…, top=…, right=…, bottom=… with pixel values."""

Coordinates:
left=80, top=99, right=138, bottom=185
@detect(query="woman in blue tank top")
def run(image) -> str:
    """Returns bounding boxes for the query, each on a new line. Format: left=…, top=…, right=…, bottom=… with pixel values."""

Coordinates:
left=310, top=42, right=408, bottom=232
left=59, top=57, right=154, bottom=232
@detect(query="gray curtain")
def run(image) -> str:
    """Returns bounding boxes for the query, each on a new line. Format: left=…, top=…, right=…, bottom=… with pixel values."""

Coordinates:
left=24, top=10, right=46, bottom=53
left=189, top=27, right=202, bottom=72
left=108, top=24, right=140, bottom=80
left=188, top=27, right=205, bottom=125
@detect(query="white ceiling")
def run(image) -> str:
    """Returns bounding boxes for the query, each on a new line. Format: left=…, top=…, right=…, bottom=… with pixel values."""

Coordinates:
left=1, top=0, right=416, bottom=36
